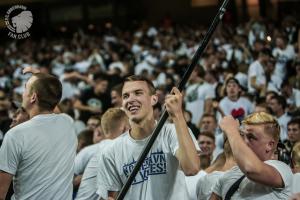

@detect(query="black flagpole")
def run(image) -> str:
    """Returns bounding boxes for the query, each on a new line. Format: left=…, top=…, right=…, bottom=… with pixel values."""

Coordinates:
left=116, top=0, right=230, bottom=199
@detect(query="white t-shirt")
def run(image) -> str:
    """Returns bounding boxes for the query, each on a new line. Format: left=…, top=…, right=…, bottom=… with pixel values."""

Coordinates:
left=219, top=97, right=254, bottom=121
left=0, top=113, right=77, bottom=200
left=247, top=60, right=266, bottom=94
left=185, top=170, right=207, bottom=200
left=96, top=123, right=199, bottom=200
left=74, top=143, right=99, bottom=175
left=196, top=171, right=225, bottom=200
left=272, top=45, right=295, bottom=79
left=286, top=88, right=300, bottom=108
left=212, top=160, right=293, bottom=199
left=292, top=173, right=300, bottom=193
left=76, top=139, right=113, bottom=200
left=277, top=113, right=292, bottom=142
left=185, top=82, right=215, bottom=125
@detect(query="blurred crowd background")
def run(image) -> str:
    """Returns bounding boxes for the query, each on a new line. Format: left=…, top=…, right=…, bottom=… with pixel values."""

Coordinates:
left=0, top=0, right=300, bottom=181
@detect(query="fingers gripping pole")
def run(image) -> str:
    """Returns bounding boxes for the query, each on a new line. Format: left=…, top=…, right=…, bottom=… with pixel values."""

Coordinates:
left=116, top=1, right=230, bottom=199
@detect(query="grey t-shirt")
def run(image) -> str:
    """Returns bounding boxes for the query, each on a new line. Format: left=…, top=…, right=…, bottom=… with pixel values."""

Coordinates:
left=75, top=143, right=99, bottom=175
left=96, top=123, right=199, bottom=200
left=196, top=171, right=225, bottom=200
left=0, top=113, right=77, bottom=200
left=76, top=139, right=112, bottom=200
left=212, top=160, right=293, bottom=199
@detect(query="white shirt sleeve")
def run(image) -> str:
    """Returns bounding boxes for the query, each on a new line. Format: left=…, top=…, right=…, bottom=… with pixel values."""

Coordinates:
left=264, top=160, right=293, bottom=189
left=166, top=124, right=200, bottom=156
left=248, top=64, right=257, bottom=78
left=96, top=149, right=122, bottom=199
left=0, top=130, right=22, bottom=175
left=212, top=176, right=223, bottom=198
left=74, top=148, right=89, bottom=175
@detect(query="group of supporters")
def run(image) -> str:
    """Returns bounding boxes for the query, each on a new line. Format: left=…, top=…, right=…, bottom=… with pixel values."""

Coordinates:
left=0, top=15, right=300, bottom=199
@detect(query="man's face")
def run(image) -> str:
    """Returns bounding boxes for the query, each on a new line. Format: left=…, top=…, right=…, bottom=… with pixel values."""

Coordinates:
left=122, top=81, right=155, bottom=123
left=95, top=80, right=108, bottom=95
left=201, top=117, right=217, bottom=132
left=288, top=124, right=300, bottom=143
left=111, top=90, right=122, bottom=108
left=198, top=135, right=215, bottom=156
left=241, top=124, right=274, bottom=161
left=93, top=125, right=104, bottom=144
left=226, top=81, right=240, bottom=100
left=10, top=108, right=29, bottom=128
left=22, top=76, right=37, bottom=111
left=281, top=85, right=292, bottom=97
left=87, top=118, right=100, bottom=130
left=268, top=99, right=281, bottom=114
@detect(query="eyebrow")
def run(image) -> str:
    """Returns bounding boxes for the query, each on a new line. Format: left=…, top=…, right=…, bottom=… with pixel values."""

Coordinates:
left=245, top=132, right=258, bottom=140
left=123, top=89, right=144, bottom=95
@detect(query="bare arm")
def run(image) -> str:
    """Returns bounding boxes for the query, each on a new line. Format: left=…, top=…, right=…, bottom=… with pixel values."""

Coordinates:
left=0, top=171, right=12, bottom=200
left=219, top=116, right=284, bottom=188
left=73, top=99, right=101, bottom=113
left=165, top=87, right=200, bottom=176
left=204, top=98, right=214, bottom=114
left=209, top=192, right=221, bottom=200
left=99, top=191, right=118, bottom=200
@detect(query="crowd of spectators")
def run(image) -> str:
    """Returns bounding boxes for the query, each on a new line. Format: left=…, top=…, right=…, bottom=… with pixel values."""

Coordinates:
left=0, top=14, right=300, bottom=199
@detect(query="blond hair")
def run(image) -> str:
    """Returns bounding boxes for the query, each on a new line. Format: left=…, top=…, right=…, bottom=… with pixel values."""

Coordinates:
left=242, top=112, right=280, bottom=142
left=292, top=142, right=300, bottom=168
left=101, top=108, right=128, bottom=136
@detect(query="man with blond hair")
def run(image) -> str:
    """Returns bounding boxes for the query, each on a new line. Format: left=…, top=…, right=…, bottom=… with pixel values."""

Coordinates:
left=76, top=108, right=129, bottom=200
left=210, top=112, right=293, bottom=200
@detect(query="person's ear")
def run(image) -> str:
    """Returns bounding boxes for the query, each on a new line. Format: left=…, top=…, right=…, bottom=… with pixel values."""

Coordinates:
left=266, top=140, right=275, bottom=153
left=151, top=95, right=158, bottom=106
left=30, top=92, right=37, bottom=104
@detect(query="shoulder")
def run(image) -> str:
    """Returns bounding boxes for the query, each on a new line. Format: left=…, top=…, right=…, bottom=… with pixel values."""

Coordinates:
left=101, top=133, right=129, bottom=156
left=219, top=97, right=229, bottom=105
left=239, top=97, right=252, bottom=104
left=264, top=160, right=293, bottom=186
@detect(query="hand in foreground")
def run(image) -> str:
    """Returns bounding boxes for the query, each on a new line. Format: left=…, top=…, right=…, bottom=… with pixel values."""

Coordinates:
left=165, top=87, right=183, bottom=119
left=290, top=193, right=300, bottom=200
left=22, top=66, right=40, bottom=74
left=219, top=115, right=240, bottom=136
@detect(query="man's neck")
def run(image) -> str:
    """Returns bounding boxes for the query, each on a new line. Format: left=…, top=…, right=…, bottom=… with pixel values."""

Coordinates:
left=130, top=118, right=156, bottom=140
left=221, top=158, right=236, bottom=171
left=28, top=107, right=53, bottom=119
left=228, top=95, right=239, bottom=102
left=276, top=110, right=285, bottom=118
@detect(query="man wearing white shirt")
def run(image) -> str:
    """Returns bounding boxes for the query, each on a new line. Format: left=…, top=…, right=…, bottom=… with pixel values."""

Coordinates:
left=210, top=112, right=293, bottom=200
left=247, top=48, right=270, bottom=96
left=0, top=73, right=77, bottom=200
left=272, top=35, right=296, bottom=79
left=268, top=95, right=291, bottom=141
left=76, top=108, right=129, bottom=200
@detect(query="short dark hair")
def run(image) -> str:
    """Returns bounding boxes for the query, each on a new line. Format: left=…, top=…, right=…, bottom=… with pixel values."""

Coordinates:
left=123, top=75, right=156, bottom=95
left=288, top=118, right=300, bottom=128
left=112, top=83, right=123, bottom=96
left=198, top=131, right=215, bottom=141
left=30, top=73, right=62, bottom=111
left=270, top=95, right=287, bottom=110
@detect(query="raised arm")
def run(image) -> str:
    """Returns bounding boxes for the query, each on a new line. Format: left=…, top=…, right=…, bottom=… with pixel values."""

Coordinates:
left=219, top=115, right=285, bottom=188
left=165, top=87, right=200, bottom=176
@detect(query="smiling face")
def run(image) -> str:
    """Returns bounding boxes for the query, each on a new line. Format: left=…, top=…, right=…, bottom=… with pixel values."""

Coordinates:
left=122, top=81, right=157, bottom=123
